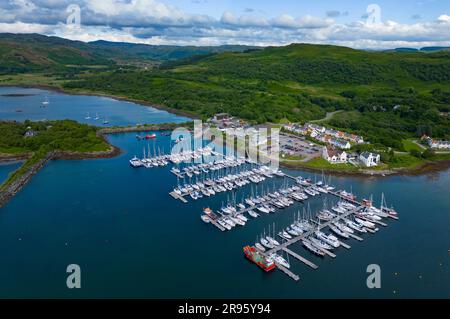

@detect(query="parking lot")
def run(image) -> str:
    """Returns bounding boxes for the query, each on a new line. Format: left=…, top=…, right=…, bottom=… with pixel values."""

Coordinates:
left=279, top=132, right=321, bottom=161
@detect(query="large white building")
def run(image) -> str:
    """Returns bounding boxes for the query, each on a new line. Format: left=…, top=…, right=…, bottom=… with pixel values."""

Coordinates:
left=322, top=146, right=348, bottom=164
left=359, top=152, right=380, bottom=167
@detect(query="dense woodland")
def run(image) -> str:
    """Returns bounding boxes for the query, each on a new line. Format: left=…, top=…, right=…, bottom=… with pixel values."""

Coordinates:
left=0, top=120, right=108, bottom=155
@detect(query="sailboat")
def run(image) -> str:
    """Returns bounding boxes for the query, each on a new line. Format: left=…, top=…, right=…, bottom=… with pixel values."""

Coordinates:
left=380, top=193, right=398, bottom=217
left=94, top=113, right=100, bottom=121
left=41, top=96, right=49, bottom=107
left=85, top=112, right=91, bottom=120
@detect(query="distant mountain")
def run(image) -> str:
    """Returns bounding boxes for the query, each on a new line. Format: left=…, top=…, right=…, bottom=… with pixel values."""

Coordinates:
left=386, top=46, right=450, bottom=53
left=0, top=33, right=113, bottom=74
left=387, top=48, right=419, bottom=53
left=420, top=46, right=450, bottom=52
left=89, top=40, right=258, bottom=61
left=0, top=33, right=259, bottom=74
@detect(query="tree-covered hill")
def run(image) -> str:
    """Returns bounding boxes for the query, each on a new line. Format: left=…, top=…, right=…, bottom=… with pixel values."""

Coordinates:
left=0, top=33, right=256, bottom=74
left=63, top=43, right=450, bottom=148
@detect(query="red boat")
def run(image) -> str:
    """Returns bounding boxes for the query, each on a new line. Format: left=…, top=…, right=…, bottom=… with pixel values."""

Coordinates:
left=243, top=246, right=276, bottom=272
left=145, top=134, right=157, bottom=140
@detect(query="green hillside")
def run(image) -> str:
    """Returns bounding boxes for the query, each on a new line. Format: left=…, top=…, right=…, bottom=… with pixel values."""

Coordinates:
left=0, top=34, right=449, bottom=151
left=64, top=43, right=450, bottom=149
left=0, top=33, right=256, bottom=74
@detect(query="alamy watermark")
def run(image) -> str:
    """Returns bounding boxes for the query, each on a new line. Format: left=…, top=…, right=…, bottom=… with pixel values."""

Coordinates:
left=366, top=4, right=382, bottom=25
left=66, top=4, right=81, bottom=28
left=66, top=264, right=81, bottom=289
left=366, top=264, right=381, bottom=289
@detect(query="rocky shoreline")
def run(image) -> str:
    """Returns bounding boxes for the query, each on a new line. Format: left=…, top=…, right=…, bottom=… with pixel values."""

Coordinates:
left=281, top=159, right=450, bottom=178
left=0, top=152, right=53, bottom=209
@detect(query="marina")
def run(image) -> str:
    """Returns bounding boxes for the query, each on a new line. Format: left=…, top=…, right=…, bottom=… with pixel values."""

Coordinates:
left=1, top=129, right=447, bottom=298
left=244, top=192, right=398, bottom=281
left=127, top=142, right=401, bottom=283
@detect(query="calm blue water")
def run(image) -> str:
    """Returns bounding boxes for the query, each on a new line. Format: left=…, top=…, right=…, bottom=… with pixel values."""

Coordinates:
left=0, top=132, right=448, bottom=298
left=0, top=161, right=22, bottom=184
left=0, top=87, right=189, bottom=126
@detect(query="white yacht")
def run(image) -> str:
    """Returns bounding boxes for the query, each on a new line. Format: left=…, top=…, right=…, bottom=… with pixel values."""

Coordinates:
left=260, top=237, right=274, bottom=249
left=329, top=225, right=350, bottom=239
left=315, top=231, right=340, bottom=248
left=266, top=236, right=280, bottom=246
left=270, top=254, right=290, bottom=269
left=129, top=156, right=142, bottom=168
left=309, top=237, right=332, bottom=250
left=248, top=210, right=259, bottom=218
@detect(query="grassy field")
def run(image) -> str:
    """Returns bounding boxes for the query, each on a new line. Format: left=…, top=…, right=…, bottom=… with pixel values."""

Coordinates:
left=302, top=157, right=358, bottom=171
left=386, top=154, right=425, bottom=169
left=402, top=139, right=425, bottom=152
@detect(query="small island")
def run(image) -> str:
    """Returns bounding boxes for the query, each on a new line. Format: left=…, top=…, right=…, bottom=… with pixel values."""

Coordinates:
left=0, top=120, right=116, bottom=207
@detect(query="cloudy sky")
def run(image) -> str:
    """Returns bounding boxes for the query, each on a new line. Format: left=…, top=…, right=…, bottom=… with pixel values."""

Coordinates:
left=1, top=0, right=449, bottom=49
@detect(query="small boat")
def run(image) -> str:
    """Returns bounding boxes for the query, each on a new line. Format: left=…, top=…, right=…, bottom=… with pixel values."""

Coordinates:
left=256, top=206, right=270, bottom=214
left=303, top=240, right=325, bottom=256
left=266, top=236, right=280, bottom=246
left=236, top=214, right=248, bottom=222
left=218, top=219, right=231, bottom=231
left=344, top=219, right=367, bottom=233
left=329, top=225, right=350, bottom=239
left=316, top=231, right=340, bottom=248
left=270, top=253, right=290, bottom=269
left=278, top=231, right=292, bottom=240
left=231, top=217, right=245, bottom=226
left=190, top=192, right=199, bottom=200
left=255, top=243, right=266, bottom=252
left=201, top=215, right=211, bottom=223
left=355, top=217, right=376, bottom=229
left=333, top=221, right=354, bottom=234
left=286, top=227, right=300, bottom=237
left=248, top=210, right=259, bottom=218
left=146, top=134, right=157, bottom=140
left=129, top=156, right=143, bottom=168
left=41, top=96, right=49, bottom=107
left=260, top=237, right=274, bottom=249
left=309, top=237, right=332, bottom=250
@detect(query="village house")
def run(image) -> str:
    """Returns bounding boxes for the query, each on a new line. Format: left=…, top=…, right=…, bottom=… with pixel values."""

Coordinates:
left=283, top=123, right=364, bottom=149
left=359, top=152, right=381, bottom=167
left=24, top=129, right=38, bottom=138
left=421, top=135, right=450, bottom=149
left=322, top=146, right=348, bottom=164
left=329, top=138, right=351, bottom=150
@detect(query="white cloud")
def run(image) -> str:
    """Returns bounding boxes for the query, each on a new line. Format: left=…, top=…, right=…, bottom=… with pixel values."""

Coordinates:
left=0, top=0, right=449, bottom=49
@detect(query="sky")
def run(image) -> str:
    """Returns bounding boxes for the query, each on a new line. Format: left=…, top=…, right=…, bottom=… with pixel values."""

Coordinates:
left=0, top=0, right=449, bottom=49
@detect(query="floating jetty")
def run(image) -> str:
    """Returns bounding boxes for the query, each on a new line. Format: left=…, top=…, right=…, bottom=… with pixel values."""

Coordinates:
left=247, top=197, right=398, bottom=282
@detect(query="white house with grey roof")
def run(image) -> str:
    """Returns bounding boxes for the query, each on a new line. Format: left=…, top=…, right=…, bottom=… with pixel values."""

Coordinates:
left=359, top=152, right=380, bottom=167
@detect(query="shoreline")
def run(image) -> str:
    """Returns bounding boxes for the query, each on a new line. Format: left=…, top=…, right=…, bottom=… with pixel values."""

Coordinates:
left=1, top=84, right=449, bottom=178
left=280, top=159, right=450, bottom=178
